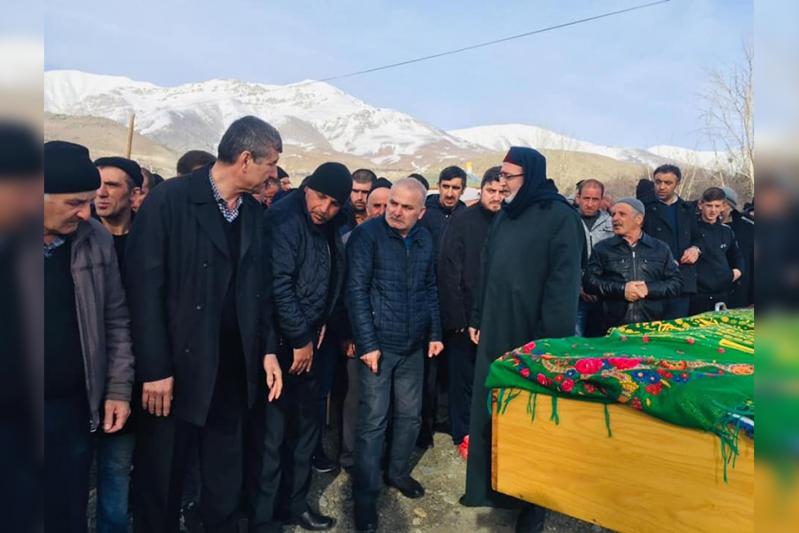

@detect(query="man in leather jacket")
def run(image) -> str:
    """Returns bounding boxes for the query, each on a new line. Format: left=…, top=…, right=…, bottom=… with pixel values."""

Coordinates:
left=584, top=198, right=683, bottom=329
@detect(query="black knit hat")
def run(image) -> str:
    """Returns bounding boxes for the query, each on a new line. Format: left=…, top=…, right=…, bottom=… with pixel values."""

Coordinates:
left=0, top=122, right=42, bottom=179
left=304, top=162, right=352, bottom=206
left=44, top=141, right=101, bottom=194
left=95, top=156, right=143, bottom=188
left=370, top=177, right=392, bottom=192
left=277, top=166, right=289, bottom=179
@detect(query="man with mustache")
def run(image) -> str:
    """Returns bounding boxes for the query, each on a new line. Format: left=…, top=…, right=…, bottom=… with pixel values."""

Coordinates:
left=43, top=141, right=133, bottom=533
left=347, top=178, right=443, bottom=533
left=250, top=162, right=351, bottom=532
left=436, top=167, right=507, bottom=456
left=583, top=198, right=683, bottom=329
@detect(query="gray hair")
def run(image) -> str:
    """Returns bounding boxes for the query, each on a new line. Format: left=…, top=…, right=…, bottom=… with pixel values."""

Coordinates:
left=392, top=177, right=427, bottom=208
left=217, top=115, right=283, bottom=164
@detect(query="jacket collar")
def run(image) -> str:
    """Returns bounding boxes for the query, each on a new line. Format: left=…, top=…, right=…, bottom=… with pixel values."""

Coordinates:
left=608, top=231, right=657, bottom=250
left=380, top=216, right=422, bottom=243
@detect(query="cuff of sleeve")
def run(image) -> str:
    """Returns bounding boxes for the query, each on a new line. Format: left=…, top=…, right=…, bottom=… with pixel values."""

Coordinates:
left=289, top=331, right=312, bottom=350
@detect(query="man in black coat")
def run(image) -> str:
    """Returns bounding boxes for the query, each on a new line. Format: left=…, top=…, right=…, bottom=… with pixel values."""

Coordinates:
left=436, top=167, right=506, bottom=451
left=690, top=187, right=745, bottom=314
left=583, top=198, right=683, bottom=329
left=125, top=116, right=283, bottom=533
left=248, top=162, right=352, bottom=532
left=463, top=147, right=584, bottom=532
left=347, top=178, right=444, bottom=533
left=720, top=186, right=754, bottom=308
left=642, top=164, right=702, bottom=319
left=417, top=165, right=467, bottom=448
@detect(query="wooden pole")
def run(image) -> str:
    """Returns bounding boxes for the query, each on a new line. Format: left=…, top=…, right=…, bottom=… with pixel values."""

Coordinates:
left=125, top=112, right=135, bottom=158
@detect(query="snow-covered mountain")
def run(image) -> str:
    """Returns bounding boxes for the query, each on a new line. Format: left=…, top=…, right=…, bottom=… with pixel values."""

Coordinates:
left=448, top=124, right=726, bottom=170
left=45, top=70, right=480, bottom=163
left=45, top=70, right=724, bottom=170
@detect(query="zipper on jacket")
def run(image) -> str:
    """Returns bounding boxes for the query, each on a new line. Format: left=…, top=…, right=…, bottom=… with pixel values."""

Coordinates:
left=631, top=248, right=640, bottom=323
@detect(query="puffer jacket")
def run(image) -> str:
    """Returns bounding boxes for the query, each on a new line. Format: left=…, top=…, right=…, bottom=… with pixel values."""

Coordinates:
left=265, top=189, right=346, bottom=349
left=583, top=232, right=683, bottom=327
left=346, top=217, right=442, bottom=356
left=581, top=210, right=615, bottom=257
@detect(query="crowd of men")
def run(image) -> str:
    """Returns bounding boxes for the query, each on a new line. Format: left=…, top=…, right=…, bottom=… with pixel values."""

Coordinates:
left=41, top=115, right=754, bottom=533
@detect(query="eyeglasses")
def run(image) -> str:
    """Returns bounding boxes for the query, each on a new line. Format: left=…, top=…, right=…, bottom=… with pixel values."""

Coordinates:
left=498, top=172, right=524, bottom=180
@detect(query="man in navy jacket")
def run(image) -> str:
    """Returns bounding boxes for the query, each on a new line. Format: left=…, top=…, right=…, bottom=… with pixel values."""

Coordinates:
left=346, top=178, right=444, bottom=533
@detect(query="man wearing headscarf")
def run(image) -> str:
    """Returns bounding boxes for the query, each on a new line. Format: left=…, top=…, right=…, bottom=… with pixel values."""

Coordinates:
left=461, top=147, right=585, bottom=532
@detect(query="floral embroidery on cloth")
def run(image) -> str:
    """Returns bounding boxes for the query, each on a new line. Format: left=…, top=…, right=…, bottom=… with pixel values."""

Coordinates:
left=486, top=310, right=754, bottom=469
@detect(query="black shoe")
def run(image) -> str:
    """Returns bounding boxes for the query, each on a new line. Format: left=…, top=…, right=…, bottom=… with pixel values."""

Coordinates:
left=283, top=509, right=336, bottom=531
left=515, top=504, right=546, bottom=533
left=354, top=504, right=378, bottom=533
left=386, top=476, right=425, bottom=499
left=312, top=452, right=339, bottom=474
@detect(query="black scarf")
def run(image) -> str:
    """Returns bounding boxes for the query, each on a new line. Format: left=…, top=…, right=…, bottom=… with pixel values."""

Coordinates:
left=501, top=146, right=567, bottom=219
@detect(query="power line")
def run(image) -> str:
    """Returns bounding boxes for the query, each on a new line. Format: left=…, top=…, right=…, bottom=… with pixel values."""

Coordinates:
left=318, top=0, right=670, bottom=83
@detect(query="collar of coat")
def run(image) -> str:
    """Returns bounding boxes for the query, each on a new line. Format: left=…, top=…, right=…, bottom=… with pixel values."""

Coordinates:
left=607, top=231, right=659, bottom=250
left=379, top=215, right=423, bottom=243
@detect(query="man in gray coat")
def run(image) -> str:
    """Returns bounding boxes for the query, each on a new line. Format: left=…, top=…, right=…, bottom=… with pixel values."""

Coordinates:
left=43, top=141, right=134, bottom=533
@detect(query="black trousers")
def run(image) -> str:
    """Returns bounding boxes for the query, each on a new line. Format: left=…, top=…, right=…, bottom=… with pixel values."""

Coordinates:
left=247, top=347, right=320, bottom=529
left=45, top=395, right=92, bottom=533
left=133, top=384, right=245, bottom=533
left=690, top=292, right=729, bottom=315
left=419, top=347, right=447, bottom=444
left=445, top=330, right=476, bottom=445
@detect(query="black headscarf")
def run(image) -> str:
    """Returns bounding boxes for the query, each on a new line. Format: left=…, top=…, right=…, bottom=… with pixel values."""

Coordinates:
left=501, top=146, right=566, bottom=219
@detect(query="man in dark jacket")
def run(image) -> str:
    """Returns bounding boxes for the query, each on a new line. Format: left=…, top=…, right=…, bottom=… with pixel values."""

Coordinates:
left=583, top=198, right=683, bottom=328
left=690, top=187, right=744, bottom=314
left=643, top=164, right=702, bottom=319
left=437, top=167, right=506, bottom=451
left=463, top=147, right=584, bottom=533
left=93, top=155, right=143, bottom=533
left=126, top=116, right=283, bottom=533
left=347, top=178, right=443, bottom=533
left=720, top=186, right=754, bottom=308
left=249, top=162, right=352, bottom=532
left=418, top=165, right=467, bottom=448
left=43, top=141, right=134, bottom=533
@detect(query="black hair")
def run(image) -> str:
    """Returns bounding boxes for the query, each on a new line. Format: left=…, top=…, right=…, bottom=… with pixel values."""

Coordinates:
left=408, top=173, right=429, bottom=191
left=177, top=150, right=216, bottom=176
left=701, top=187, right=726, bottom=202
left=480, top=166, right=502, bottom=189
left=352, top=168, right=377, bottom=185
left=277, top=166, right=289, bottom=179
left=653, top=164, right=682, bottom=181
left=439, top=165, right=467, bottom=187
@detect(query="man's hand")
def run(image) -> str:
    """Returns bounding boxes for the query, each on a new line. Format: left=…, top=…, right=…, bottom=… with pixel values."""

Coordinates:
left=732, top=268, right=742, bottom=282
left=468, top=327, right=480, bottom=345
left=142, top=376, right=174, bottom=417
left=580, top=288, right=598, bottom=303
left=624, top=281, right=642, bottom=302
left=290, top=342, right=313, bottom=375
left=428, top=341, right=444, bottom=358
left=263, top=354, right=283, bottom=402
left=344, top=341, right=357, bottom=359
left=633, top=281, right=648, bottom=299
left=360, top=350, right=381, bottom=374
left=103, top=399, right=130, bottom=433
left=680, top=246, right=701, bottom=265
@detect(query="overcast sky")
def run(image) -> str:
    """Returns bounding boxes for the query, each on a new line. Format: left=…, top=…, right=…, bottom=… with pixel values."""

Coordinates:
left=45, top=0, right=752, bottom=150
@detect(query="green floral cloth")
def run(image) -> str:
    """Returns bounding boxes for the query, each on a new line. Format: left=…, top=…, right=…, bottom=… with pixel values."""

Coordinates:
left=486, top=310, right=754, bottom=466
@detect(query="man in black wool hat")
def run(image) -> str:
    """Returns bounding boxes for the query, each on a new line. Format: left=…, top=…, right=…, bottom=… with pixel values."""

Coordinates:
left=94, top=156, right=142, bottom=278
left=125, top=116, right=283, bottom=533
left=461, top=147, right=585, bottom=533
left=248, top=162, right=352, bottom=532
left=43, top=140, right=134, bottom=533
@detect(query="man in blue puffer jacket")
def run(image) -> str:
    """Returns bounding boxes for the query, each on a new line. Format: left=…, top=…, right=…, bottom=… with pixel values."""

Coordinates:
left=346, top=178, right=444, bottom=533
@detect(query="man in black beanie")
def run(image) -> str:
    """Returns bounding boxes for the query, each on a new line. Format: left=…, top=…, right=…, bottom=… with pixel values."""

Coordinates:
left=43, top=140, right=134, bottom=533
left=94, top=156, right=143, bottom=279
left=249, top=162, right=351, bottom=531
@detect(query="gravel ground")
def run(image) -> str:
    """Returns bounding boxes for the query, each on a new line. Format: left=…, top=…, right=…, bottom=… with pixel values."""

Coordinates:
left=88, top=429, right=611, bottom=532
left=292, top=431, right=610, bottom=533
